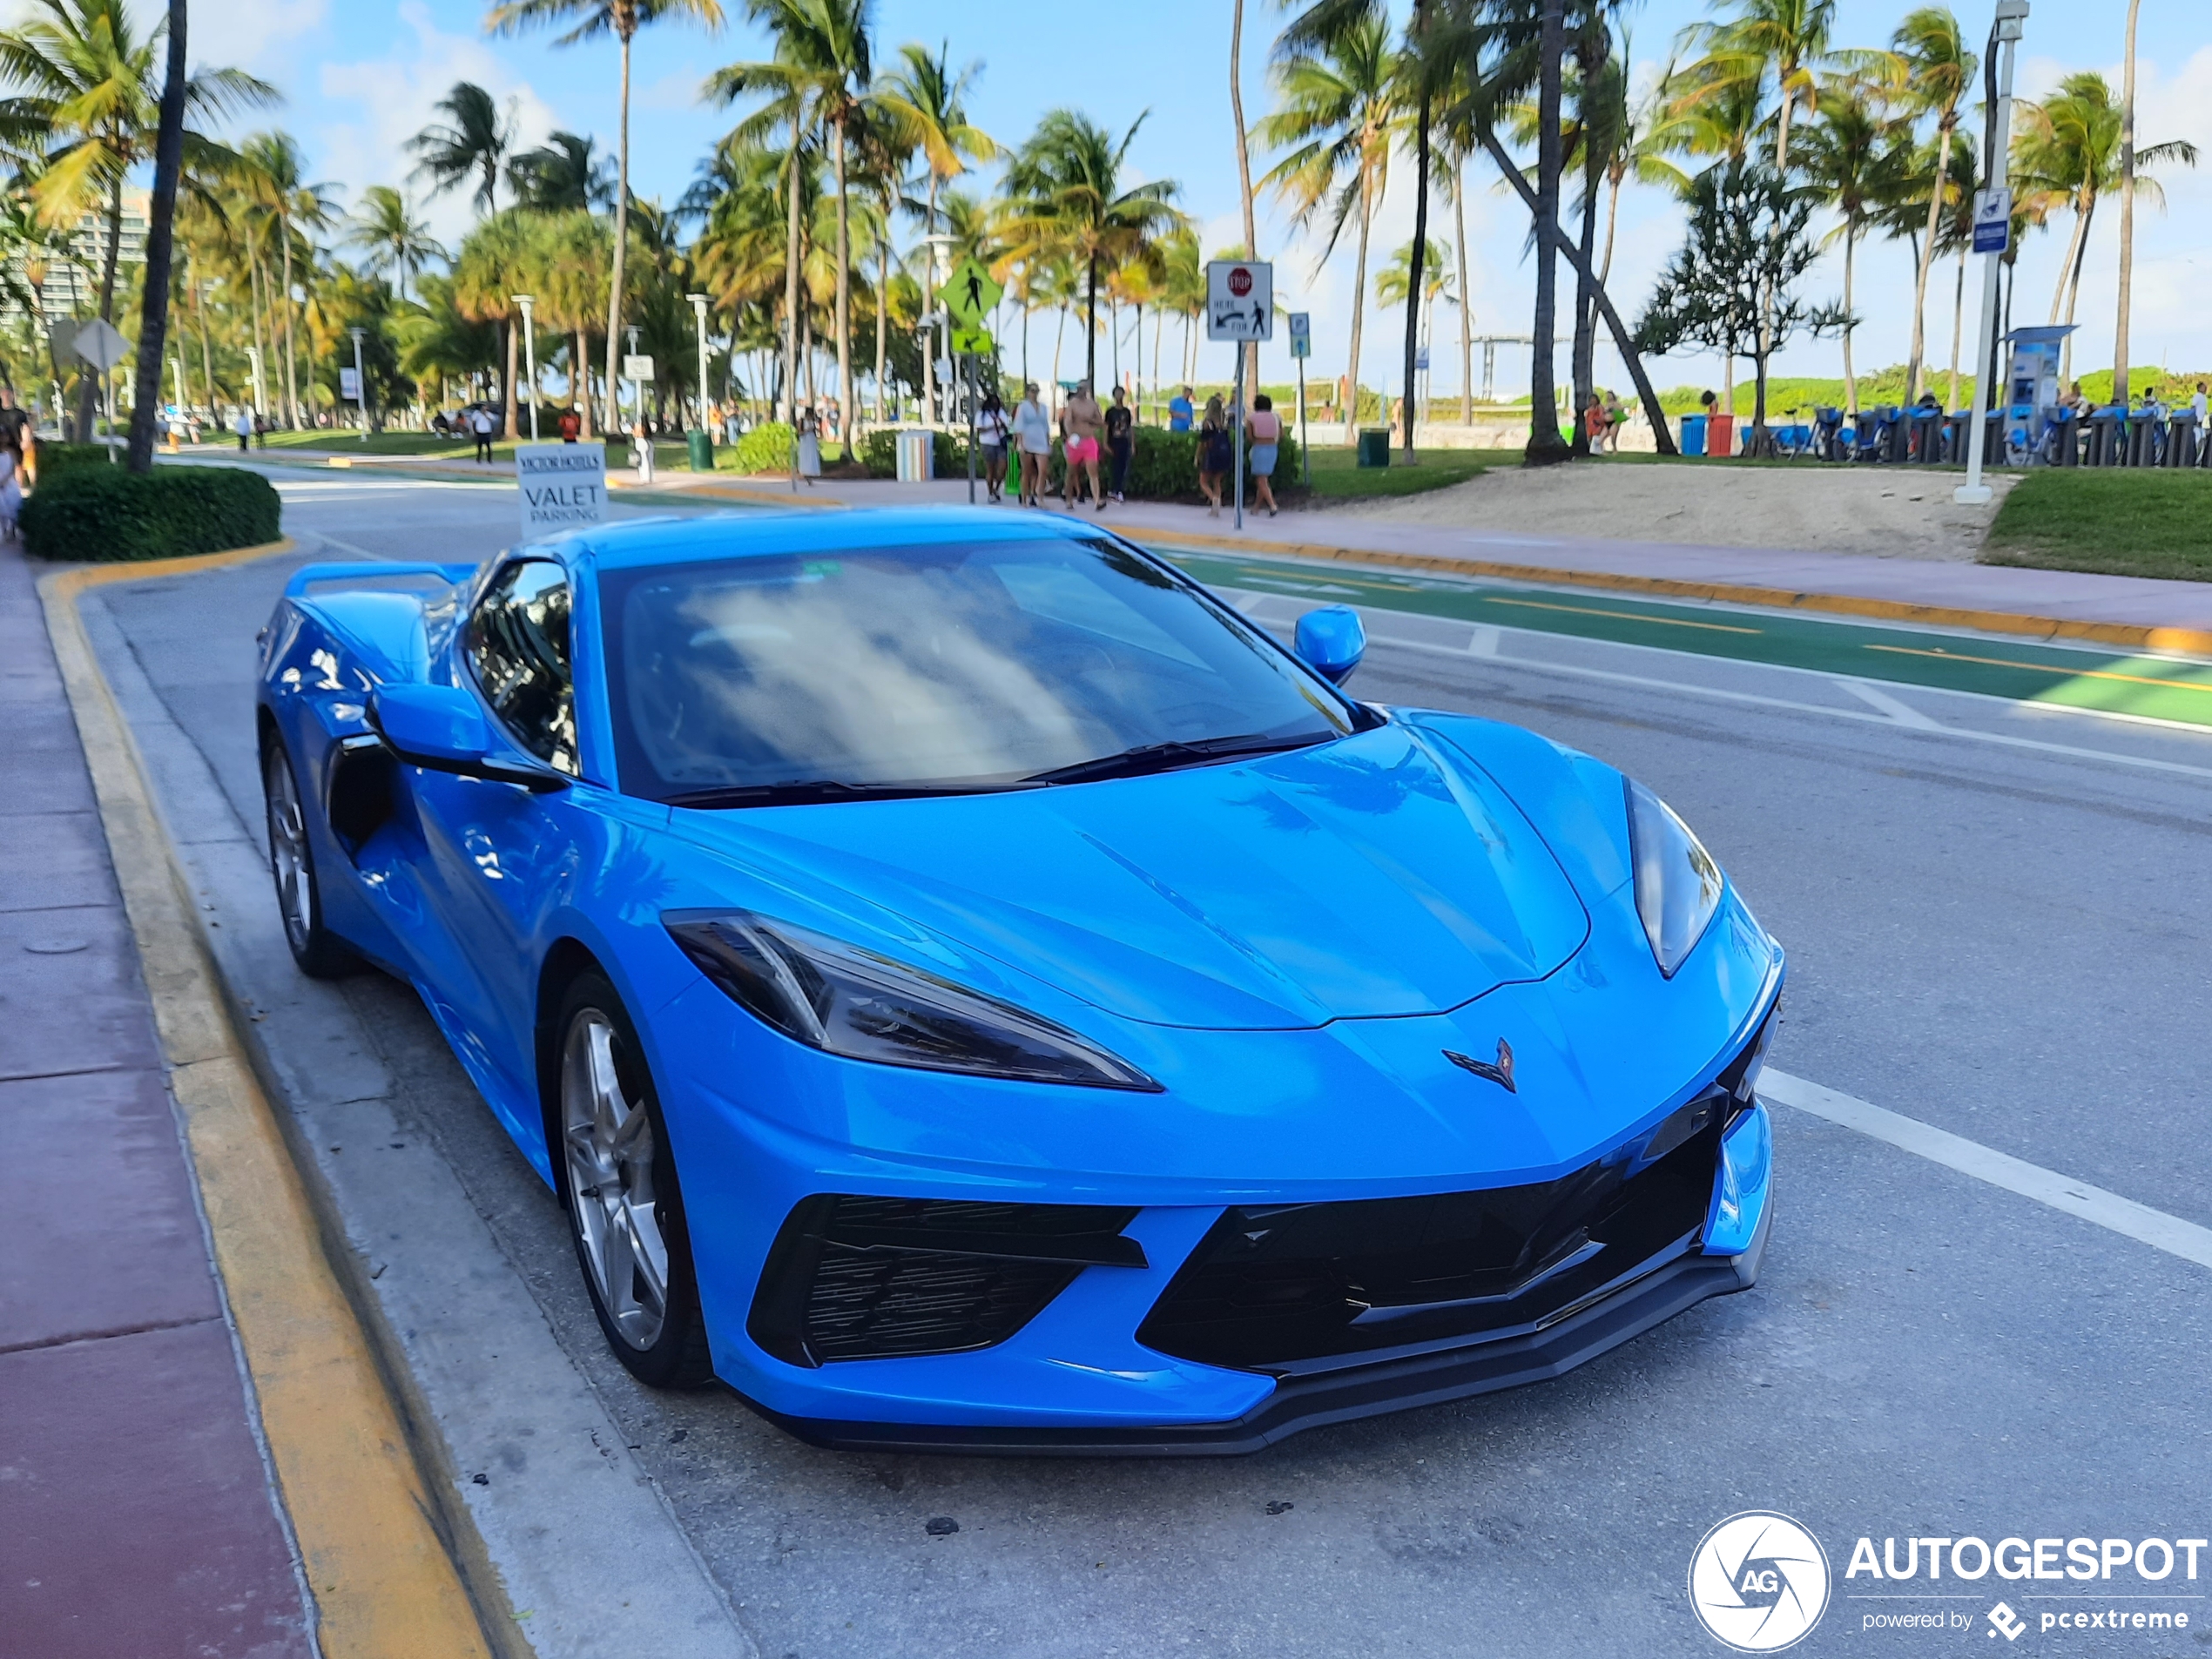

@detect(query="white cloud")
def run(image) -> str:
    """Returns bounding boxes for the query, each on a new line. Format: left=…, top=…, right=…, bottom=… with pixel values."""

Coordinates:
left=314, top=0, right=563, bottom=245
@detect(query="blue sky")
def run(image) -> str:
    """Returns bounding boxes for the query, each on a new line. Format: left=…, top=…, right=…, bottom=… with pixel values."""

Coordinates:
left=78, top=0, right=2212, bottom=395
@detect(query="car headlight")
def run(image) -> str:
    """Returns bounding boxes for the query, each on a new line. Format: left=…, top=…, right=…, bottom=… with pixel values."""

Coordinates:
left=664, top=909, right=1161, bottom=1091
left=1625, top=779, right=1724, bottom=978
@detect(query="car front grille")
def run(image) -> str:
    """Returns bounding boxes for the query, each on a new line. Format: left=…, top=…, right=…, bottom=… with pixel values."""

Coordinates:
left=748, top=1196, right=1145, bottom=1367
left=1135, top=1042, right=1768, bottom=1377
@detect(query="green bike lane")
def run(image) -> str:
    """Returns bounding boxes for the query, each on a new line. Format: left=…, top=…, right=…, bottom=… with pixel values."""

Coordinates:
left=1154, top=545, right=2212, bottom=731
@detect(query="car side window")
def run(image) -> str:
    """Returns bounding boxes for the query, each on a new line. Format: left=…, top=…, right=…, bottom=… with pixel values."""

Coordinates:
left=469, top=559, right=577, bottom=774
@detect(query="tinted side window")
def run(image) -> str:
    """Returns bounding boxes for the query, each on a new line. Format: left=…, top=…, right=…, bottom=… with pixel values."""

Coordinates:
left=469, top=559, right=577, bottom=773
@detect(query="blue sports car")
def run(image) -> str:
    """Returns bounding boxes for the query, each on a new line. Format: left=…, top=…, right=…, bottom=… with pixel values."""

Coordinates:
left=256, top=507, right=1779, bottom=1453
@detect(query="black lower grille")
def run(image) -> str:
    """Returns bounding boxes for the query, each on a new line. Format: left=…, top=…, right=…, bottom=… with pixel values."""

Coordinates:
left=749, top=1196, right=1145, bottom=1366
left=1136, top=1095, right=1730, bottom=1373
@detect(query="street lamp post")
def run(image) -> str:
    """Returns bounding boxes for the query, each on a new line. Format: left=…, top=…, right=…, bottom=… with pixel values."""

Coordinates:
left=921, top=233, right=955, bottom=428
left=513, top=294, right=539, bottom=441
left=348, top=327, right=369, bottom=445
left=687, top=293, right=711, bottom=434
left=1956, top=0, right=2029, bottom=506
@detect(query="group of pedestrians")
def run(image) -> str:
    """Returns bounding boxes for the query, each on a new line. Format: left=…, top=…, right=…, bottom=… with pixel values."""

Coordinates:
left=968, top=380, right=1278, bottom=516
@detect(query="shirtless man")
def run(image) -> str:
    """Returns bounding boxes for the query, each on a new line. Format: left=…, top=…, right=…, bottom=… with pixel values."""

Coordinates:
left=1060, top=380, right=1105, bottom=510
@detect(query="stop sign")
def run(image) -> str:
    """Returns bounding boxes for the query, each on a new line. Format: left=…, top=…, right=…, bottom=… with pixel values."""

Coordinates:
left=1228, top=266, right=1252, bottom=297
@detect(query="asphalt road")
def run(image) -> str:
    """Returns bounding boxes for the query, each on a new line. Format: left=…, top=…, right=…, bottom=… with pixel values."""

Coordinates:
left=89, top=469, right=2212, bottom=1658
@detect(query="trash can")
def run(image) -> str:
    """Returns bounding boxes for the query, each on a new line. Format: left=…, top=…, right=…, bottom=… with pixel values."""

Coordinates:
left=687, top=428, right=713, bottom=471
left=1680, top=415, right=1708, bottom=457
left=896, top=428, right=934, bottom=482
left=1356, top=428, right=1391, bottom=469
left=1708, top=414, right=1736, bottom=457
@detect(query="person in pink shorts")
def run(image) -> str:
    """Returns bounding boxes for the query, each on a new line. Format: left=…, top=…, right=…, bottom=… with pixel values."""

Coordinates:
left=1060, top=380, right=1105, bottom=510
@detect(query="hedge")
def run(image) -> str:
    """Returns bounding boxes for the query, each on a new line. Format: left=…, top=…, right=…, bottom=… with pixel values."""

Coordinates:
left=32, top=442, right=118, bottom=482
left=861, top=424, right=1299, bottom=499
left=732, top=421, right=794, bottom=475
left=24, top=465, right=282, bottom=563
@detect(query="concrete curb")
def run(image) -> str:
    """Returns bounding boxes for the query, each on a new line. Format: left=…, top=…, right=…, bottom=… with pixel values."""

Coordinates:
left=63, top=538, right=760, bottom=1659
left=1143, top=527, right=2212, bottom=658
left=41, top=543, right=496, bottom=1659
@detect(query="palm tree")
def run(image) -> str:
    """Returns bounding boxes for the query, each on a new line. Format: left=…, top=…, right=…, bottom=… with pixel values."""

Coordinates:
left=1377, top=235, right=1451, bottom=423
left=0, top=0, right=273, bottom=439
left=876, top=41, right=996, bottom=428
left=2114, top=0, right=2141, bottom=403
left=1002, top=110, right=1182, bottom=393
left=1258, top=10, right=1397, bottom=446
left=487, top=0, right=728, bottom=442
left=347, top=185, right=446, bottom=302
left=2013, top=72, right=2195, bottom=385
left=507, top=132, right=614, bottom=212
left=240, top=131, right=339, bottom=427
left=125, top=0, right=183, bottom=471
left=1892, top=8, right=1973, bottom=402
left=1797, top=85, right=1901, bottom=414
left=408, top=82, right=516, bottom=212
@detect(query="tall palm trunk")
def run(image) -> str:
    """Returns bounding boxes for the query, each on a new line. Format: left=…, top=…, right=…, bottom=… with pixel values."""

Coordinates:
left=127, top=0, right=189, bottom=470
left=279, top=213, right=301, bottom=426
left=604, top=21, right=636, bottom=440
left=832, top=118, right=853, bottom=455
left=781, top=109, right=803, bottom=429
left=1527, top=0, right=1568, bottom=462
left=873, top=235, right=889, bottom=421
left=1401, top=57, right=1431, bottom=459
left=2048, top=194, right=2090, bottom=322
left=1231, top=0, right=1258, bottom=395
left=1905, top=115, right=1955, bottom=401
left=1454, top=160, right=1472, bottom=423
left=246, top=245, right=268, bottom=420
left=2059, top=200, right=2094, bottom=386
left=574, top=331, right=593, bottom=438
left=1084, top=253, right=1098, bottom=389
left=1344, top=177, right=1373, bottom=447
left=192, top=256, right=214, bottom=412
left=1569, top=90, right=1602, bottom=455
left=2113, top=0, right=2142, bottom=401
left=1840, top=219, right=1859, bottom=414
left=1946, top=244, right=1966, bottom=410
left=921, top=178, right=939, bottom=425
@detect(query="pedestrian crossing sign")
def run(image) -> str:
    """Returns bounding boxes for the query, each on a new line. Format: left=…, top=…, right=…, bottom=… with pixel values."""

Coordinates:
left=940, top=258, right=1003, bottom=327
left=949, top=325, right=994, bottom=356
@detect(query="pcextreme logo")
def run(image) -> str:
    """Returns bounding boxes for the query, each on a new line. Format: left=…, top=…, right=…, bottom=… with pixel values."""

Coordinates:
left=1689, top=1512, right=1832, bottom=1652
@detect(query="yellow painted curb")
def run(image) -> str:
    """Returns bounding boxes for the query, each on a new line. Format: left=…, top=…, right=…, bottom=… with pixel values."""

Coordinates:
left=40, top=541, right=501, bottom=1659
left=1149, top=527, right=2212, bottom=659
left=610, top=474, right=846, bottom=509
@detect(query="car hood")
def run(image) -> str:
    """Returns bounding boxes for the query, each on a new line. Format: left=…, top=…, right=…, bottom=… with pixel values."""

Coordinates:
left=665, top=723, right=1589, bottom=1031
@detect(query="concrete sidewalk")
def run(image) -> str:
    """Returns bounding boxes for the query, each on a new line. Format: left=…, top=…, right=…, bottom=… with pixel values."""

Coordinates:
left=0, top=540, right=314, bottom=1656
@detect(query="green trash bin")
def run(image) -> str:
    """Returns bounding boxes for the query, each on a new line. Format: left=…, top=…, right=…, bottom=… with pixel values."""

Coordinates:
left=1356, top=428, right=1391, bottom=469
left=687, top=428, right=714, bottom=471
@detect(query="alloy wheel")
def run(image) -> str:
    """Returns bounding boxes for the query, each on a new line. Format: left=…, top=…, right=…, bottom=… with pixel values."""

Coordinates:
left=561, top=1009, right=670, bottom=1351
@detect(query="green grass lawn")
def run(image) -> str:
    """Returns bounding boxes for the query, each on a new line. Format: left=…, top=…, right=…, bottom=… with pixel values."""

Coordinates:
left=1982, top=470, right=2212, bottom=583
left=1293, top=441, right=1488, bottom=501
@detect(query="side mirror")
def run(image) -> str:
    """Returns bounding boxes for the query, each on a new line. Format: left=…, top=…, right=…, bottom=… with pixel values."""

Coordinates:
left=1293, top=604, right=1366, bottom=686
left=367, top=684, right=567, bottom=792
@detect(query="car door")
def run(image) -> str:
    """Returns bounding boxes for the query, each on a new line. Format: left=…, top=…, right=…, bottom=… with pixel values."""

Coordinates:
left=406, top=556, right=587, bottom=1134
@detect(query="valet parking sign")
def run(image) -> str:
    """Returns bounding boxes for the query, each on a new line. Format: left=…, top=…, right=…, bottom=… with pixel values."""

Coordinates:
left=516, top=442, right=608, bottom=537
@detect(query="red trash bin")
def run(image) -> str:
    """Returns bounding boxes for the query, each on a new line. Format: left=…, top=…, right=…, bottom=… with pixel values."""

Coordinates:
left=1708, top=414, right=1737, bottom=457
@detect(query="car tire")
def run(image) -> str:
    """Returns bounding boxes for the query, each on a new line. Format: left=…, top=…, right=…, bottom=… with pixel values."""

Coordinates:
left=552, top=970, right=715, bottom=1389
left=261, top=738, right=362, bottom=980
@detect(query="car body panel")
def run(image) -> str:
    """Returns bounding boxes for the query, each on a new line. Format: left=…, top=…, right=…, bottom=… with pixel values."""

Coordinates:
left=254, top=509, right=1784, bottom=1445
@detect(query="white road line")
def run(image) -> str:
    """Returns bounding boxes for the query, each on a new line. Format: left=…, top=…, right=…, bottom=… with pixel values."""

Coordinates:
left=1838, top=678, right=1942, bottom=728
left=1466, top=623, right=1503, bottom=658
left=1366, top=632, right=2212, bottom=782
left=1762, top=1069, right=2212, bottom=1272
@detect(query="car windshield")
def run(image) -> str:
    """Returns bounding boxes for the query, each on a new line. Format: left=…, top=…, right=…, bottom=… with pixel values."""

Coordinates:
left=600, top=536, right=1361, bottom=805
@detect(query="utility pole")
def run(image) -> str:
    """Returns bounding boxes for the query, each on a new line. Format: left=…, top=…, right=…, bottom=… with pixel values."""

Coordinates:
left=513, top=294, right=540, bottom=440
left=1955, top=0, right=2028, bottom=506
left=688, top=292, right=711, bottom=432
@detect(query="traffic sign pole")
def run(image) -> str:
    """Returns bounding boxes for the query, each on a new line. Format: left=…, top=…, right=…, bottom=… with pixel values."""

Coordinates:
left=1232, top=351, right=1245, bottom=532
left=1958, top=0, right=2029, bottom=506
left=966, top=354, right=977, bottom=505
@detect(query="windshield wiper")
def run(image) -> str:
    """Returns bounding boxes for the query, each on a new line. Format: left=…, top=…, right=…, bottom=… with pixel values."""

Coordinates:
left=1022, top=731, right=1332, bottom=788
left=664, top=778, right=1039, bottom=810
